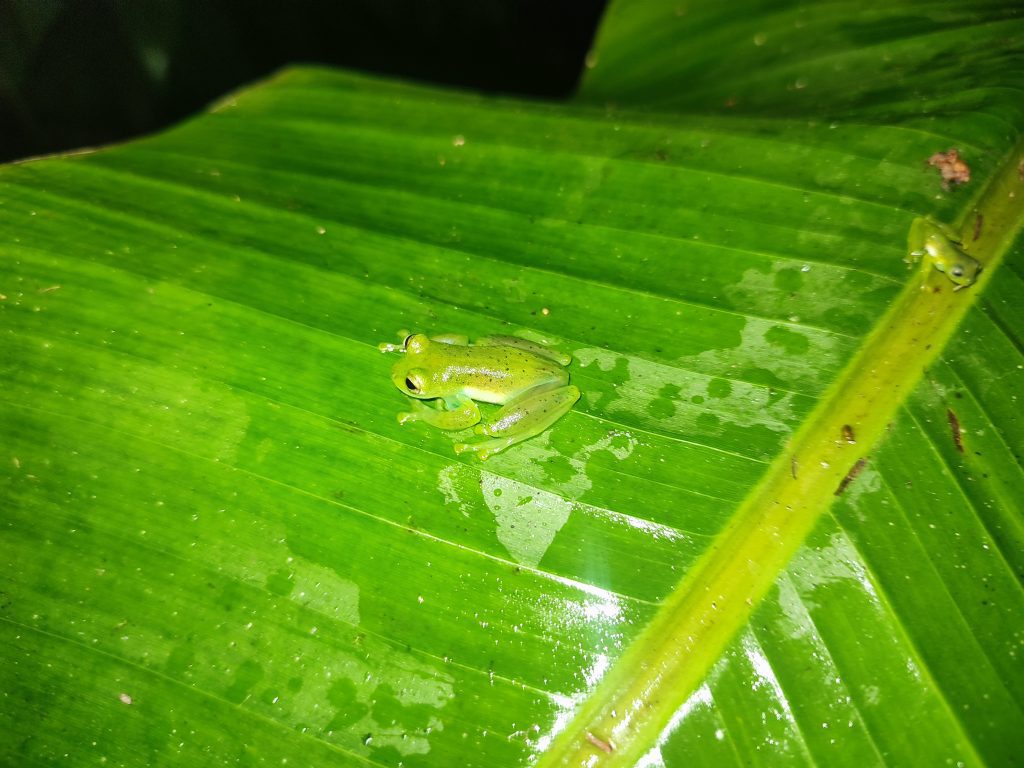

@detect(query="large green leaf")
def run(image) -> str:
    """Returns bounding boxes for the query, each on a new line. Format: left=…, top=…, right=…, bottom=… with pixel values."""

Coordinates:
left=2, top=3, right=1022, bottom=767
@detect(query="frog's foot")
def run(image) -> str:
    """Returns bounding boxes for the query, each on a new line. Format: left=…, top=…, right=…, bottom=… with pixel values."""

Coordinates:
left=453, top=437, right=517, bottom=461
left=398, top=396, right=481, bottom=431
left=378, top=330, right=413, bottom=354
left=397, top=406, right=425, bottom=425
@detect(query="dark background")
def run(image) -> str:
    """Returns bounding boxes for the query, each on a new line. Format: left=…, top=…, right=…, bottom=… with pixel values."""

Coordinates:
left=0, top=0, right=607, bottom=164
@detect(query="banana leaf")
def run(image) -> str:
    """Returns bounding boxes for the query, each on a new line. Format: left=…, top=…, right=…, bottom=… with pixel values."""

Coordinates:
left=2, top=2, right=1022, bottom=766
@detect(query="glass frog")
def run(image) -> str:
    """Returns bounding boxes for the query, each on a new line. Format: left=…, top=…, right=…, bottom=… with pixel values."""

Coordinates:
left=379, top=332, right=580, bottom=460
left=907, top=217, right=981, bottom=290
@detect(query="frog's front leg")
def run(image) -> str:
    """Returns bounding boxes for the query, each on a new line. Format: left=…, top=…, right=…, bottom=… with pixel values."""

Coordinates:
left=399, top=395, right=481, bottom=431
left=454, top=384, right=580, bottom=460
left=379, top=331, right=470, bottom=353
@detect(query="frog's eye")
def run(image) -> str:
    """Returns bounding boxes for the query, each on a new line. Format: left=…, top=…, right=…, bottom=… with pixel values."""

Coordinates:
left=950, top=265, right=965, bottom=277
left=403, top=369, right=426, bottom=394
left=404, top=334, right=428, bottom=354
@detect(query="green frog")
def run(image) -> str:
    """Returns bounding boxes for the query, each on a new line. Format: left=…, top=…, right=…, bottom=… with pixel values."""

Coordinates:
left=907, top=218, right=981, bottom=290
left=380, top=332, right=580, bottom=460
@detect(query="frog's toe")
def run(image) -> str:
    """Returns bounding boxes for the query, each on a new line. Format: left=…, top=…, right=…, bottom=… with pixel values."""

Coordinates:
left=453, top=440, right=495, bottom=460
left=397, top=411, right=416, bottom=425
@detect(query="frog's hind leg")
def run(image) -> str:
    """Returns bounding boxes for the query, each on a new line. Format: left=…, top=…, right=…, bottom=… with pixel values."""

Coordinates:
left=453, top=384, right=580, bottom=460
left=474, top=336, right=571, bottom=366
left=399, top=395, right=481, bottom=431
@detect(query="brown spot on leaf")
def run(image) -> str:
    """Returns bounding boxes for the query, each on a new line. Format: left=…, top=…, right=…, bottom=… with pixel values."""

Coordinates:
left=928, top=148, right=970, bottom=189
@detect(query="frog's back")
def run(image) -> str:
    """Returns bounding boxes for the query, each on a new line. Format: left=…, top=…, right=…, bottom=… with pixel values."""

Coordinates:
left=447, top=344, right=568, bottom=405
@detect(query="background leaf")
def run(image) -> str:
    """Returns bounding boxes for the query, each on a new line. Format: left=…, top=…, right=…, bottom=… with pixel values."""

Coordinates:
left=2, top=2, right=1022, bottom=766
left=0, top=0, right=606, bottom=163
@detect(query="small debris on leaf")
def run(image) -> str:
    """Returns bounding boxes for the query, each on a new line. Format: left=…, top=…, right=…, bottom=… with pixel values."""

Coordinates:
left=586, top=732, right=614, bottom=754
left=834, top=457, right=868, bottom=496
left=841, top=424, right=856, bottom=444
left=928, top=148, right=971, bottom=189
left=947, top=408, right=964, bottom=453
